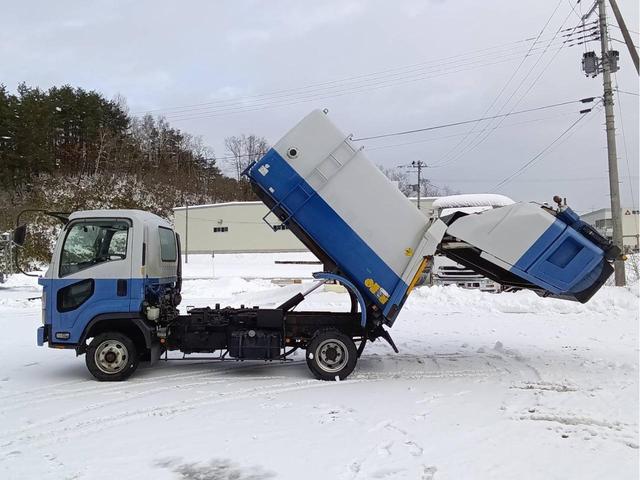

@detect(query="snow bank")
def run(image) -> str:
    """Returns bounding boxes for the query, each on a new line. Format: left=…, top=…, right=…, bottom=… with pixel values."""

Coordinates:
left=408, top=284, right=639, bottom=316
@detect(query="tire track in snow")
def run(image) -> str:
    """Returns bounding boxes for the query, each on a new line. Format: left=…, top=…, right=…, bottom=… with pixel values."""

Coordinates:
left=0, top=378, right=342, bottom=453
left=0, top=362, right=506, bottom=455
left=516, top=410, right=639, bottom=449
left=0, top=359, right=304, bottom=412
left=0, top=375, right=288, bottom=443
left=0, top=352, right=496, bottom=410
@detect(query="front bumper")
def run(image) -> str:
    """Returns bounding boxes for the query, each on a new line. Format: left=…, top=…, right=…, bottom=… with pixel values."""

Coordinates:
left=37, top=325, right=48, bottom=346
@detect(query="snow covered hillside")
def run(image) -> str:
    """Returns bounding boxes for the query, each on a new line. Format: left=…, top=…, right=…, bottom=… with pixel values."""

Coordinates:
left=0, top=253, right=638, bottom=480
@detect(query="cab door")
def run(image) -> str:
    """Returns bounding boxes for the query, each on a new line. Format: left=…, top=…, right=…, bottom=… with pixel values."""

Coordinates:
left=48, top=218, right=133, bottom=345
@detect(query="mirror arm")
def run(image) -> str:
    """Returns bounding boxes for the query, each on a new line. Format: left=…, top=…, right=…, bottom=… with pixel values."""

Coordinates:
left=13, top=248, right=39, bottom=278
left=16, top=209, right=69, bottom=227
left=12, top=209, right=68, bottom=278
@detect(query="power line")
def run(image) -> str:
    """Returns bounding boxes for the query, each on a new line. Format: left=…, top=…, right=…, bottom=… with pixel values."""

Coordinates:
left=133, top=27, right=596, bottom=122
left=432, top=5, right=562, bottom=169
left=491, top=103, right=601, bottom=192
left=615, top=88, right=639, bottom=97
left=434, top=2, right=577, bottom=167
left=433, top=0, right=569, bottom=166
left=429, top=176, right=637, bottom=183
left=363, top=112, right=576, bottom=152
left=141, top=40, right=565, bottom=117
left=164, top=54, right=538, bottom=121
left=212, top=105, right=583, bottom=162
left=145, top=37, right=597, bottom=124
left=435, top=4, right=581, bottom=168
left=136, top=28, right=592, bottom=117
left=351, top=98, right=593, bottom=141
left=567, top=0, right=582, bottom=20
left=608, top=22, right=640, bottom=36
left=134, top=40, right=533, bottom=115
left=165, top=55, right=560, bottom=124
left=162, top=39, right=595, bottom=123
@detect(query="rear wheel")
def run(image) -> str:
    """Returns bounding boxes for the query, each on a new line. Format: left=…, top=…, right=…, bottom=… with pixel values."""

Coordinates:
left=306, top=329, right=357, bottom=381
left=86, top=332, right=139, bottom=381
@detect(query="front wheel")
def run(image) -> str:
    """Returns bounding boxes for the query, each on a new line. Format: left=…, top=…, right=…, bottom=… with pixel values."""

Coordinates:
left=306, top=329, right=357, bottom=381
left=86, top=332, right=139, bottom=381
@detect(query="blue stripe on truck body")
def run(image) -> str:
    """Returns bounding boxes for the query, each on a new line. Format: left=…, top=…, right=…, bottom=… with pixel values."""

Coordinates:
left=248, top=149, right=407, bottom=314
left=39, top=276, right=176, bottom=346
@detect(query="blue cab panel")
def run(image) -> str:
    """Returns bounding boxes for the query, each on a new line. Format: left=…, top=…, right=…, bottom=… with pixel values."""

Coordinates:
left=528, top=228, right=603, bottom=292
left=513, top=217, right=607, bottom=297
left=38, top=276, right=175, bottom=346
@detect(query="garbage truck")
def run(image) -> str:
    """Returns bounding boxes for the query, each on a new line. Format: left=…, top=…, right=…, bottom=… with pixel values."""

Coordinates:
left=29, top=110, right=618, bottom=381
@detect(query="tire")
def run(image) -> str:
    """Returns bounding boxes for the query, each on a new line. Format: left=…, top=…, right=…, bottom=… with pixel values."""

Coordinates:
left=86, top=332, right=139, bottom=381
left=306, top=329, right=357, bottom=381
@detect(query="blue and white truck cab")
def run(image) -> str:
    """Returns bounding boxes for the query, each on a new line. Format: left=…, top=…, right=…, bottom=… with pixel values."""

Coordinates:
left=30, top=110, right=619, bottom=382
left=38, top=210, right=182, bottom=378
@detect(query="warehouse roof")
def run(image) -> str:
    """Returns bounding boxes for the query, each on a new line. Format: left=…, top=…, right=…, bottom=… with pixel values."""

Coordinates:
left=173, top=201, right=264, bottom=211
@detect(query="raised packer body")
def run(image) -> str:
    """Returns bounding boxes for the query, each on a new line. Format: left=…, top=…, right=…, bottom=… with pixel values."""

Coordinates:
left=246, top=110, right=431, bottom=322
left=247, top=110, right=616, bottom=314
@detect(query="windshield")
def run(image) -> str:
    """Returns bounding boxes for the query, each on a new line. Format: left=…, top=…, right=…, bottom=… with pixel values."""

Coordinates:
left=59, top=220, right=129, bottom=277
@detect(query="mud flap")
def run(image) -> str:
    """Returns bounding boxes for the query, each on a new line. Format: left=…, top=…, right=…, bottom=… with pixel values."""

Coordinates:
left=370, top=326, right=399, bottom=353
left=149, top=341, right=163, bottom=366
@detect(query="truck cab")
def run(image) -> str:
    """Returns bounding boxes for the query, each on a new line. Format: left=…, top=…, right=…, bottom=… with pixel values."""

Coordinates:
left=38, top=210, right=181, bottom=379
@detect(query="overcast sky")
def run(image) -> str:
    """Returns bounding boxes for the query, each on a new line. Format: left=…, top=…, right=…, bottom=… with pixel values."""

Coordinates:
left=2, top=0, right=638, bottom=212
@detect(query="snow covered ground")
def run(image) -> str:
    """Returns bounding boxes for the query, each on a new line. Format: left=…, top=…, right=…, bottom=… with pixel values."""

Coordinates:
left=0, top=253, right=638, bottom=480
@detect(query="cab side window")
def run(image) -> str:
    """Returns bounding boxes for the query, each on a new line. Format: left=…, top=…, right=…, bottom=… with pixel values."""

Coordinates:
left=159, top=227, right=177, bottom=262
left=59, top=220, right=129, bottom=277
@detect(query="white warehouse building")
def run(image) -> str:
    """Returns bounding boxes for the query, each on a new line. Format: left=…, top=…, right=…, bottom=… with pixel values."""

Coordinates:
left=173, top=198, right=438, bottom=254
left=173, top=202, right=306, bottom=254
left=580, top=207, right=640, bottom=253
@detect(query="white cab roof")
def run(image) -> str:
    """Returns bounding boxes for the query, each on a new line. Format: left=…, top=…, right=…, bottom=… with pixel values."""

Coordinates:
left=68, top=209, right=172, bottom=228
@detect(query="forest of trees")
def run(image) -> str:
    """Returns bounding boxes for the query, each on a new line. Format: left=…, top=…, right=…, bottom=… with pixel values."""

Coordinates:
left=0, top=83, right=454, bottom=266
left=0, top=83, right=265, bottom=265
left=0, top=83, right=247, bottom=197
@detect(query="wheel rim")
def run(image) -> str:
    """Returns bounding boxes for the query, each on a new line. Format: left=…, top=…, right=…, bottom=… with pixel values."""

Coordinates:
left=315, top=338, right=349, bottom=374
left=94, top=340, right=129, bottom=375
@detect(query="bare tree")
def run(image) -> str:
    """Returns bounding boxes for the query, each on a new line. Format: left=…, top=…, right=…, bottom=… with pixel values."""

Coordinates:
left=94, top=127, right=116, bottom=175
left=377, top=165, right=457, bottom=197
left=224, top=134, right=269, bottom=181
left=377, top=166, right=414, bottom=196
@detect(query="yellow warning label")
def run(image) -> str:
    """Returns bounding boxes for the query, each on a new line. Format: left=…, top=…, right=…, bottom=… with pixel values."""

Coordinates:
left=364, top=278, right=390, bottom=304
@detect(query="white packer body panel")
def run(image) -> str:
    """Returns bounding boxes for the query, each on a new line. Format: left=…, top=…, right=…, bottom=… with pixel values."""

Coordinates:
left=248, top=110, right=431, bottom=319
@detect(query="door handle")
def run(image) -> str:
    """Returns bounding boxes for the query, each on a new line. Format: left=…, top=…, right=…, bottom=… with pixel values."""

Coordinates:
left=117, top=279, right=128, bottom=297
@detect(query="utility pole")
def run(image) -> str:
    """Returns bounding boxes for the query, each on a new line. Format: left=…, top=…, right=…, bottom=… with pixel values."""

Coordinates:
left=184, top=203, right=189, bottom=264
left=409, top=160, right=427, bottom=210
left=597, top=0, right=626, bottom=285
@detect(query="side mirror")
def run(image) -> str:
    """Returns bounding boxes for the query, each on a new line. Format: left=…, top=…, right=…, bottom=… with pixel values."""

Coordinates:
left=12, top=224, right=27, bottom=247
